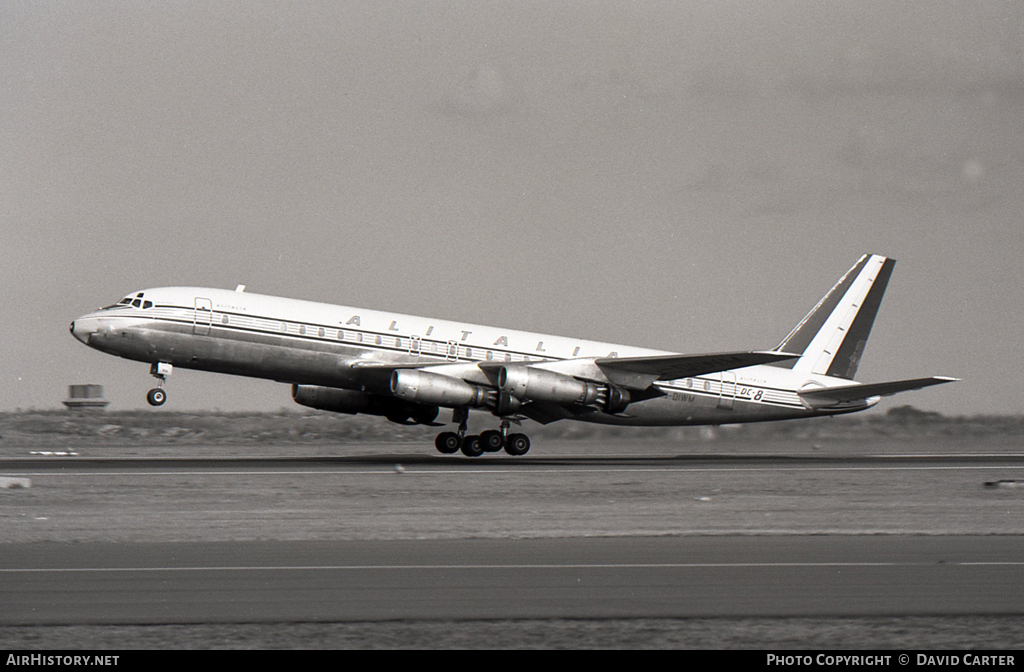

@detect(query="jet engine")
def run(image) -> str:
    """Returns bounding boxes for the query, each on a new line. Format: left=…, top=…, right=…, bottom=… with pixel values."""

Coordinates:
left=390, top=370, right=492, bottom=408
left=498, top=365, right=631, bottom=413
left=291, top=384, right=439, bottom=425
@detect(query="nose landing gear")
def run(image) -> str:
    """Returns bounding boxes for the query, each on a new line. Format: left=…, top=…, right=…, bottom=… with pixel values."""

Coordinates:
left=146, top=362, right=173, bottom=406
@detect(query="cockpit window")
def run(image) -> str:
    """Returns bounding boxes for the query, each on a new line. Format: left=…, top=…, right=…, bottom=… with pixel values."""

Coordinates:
left=111, top=292, right=152, bottom=309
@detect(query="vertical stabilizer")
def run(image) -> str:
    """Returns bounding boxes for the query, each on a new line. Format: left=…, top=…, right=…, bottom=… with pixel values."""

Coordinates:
left=773, top=254, right=895, bottom=380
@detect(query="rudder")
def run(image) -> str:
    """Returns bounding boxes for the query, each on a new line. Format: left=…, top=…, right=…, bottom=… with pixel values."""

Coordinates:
left=773, top=254, right=895, bottom=380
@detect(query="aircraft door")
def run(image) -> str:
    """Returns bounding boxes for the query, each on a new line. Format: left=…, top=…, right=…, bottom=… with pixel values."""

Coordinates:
left=194, top=297, right=213, bottom=335
left=717, top=371, right=736, bottom=410
left=409, top=336, right=422, bottom=357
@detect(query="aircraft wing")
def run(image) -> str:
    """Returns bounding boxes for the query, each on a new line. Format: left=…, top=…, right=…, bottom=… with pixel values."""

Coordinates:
left=349, top=360, right=428, bottom=370
left=344, top=359, right=431, bottom=391
left=516, top=400, right=594, bottom=425
left=594, top=350, right=800, bottom=389
left=798, top=376, right=958, bottom=409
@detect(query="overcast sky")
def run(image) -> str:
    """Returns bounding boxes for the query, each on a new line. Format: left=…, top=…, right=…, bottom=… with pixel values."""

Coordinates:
left=2, top=1, right=1022, bottom=415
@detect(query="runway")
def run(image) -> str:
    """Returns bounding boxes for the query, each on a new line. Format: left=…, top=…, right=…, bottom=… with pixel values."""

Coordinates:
left=6, top=449, right=1024, bottom=472
left=4, top=535, right=1024, bottom=625
left=3, top=447, right=1024, bottom=636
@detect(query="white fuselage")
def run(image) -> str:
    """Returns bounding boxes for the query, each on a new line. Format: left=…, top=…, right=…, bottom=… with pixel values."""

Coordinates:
left=71, top=285, right=868, bottom=425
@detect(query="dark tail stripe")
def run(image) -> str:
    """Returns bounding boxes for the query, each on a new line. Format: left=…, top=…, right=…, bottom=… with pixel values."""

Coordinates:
left=825, top=258, right=895, bottom=380
left=771, top=254, right=871, bottom=369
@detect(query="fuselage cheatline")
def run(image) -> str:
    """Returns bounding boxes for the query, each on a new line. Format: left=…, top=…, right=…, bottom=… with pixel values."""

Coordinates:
left=70, top=254, right=956, bottom=456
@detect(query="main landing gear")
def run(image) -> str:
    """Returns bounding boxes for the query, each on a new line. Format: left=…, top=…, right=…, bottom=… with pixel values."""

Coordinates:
left=146, top=362, right=173, bottom=407
left=434, top=409, right=531, bottom=457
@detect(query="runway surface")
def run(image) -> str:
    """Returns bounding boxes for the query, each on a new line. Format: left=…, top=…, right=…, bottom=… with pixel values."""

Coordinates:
left=7, top=450, right=1024, bottom=470
left=5, top=449, right=1024, bottom=542
left=3, top=535, right=1024, bottom=625
left=3, top=446, right=1024, bottom=639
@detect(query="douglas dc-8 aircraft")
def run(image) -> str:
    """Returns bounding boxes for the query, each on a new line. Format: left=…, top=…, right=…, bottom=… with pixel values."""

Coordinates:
left=70, top=254, right=955, bottom=456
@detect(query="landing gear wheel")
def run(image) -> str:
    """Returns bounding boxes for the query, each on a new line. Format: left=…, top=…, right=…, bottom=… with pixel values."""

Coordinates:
left=480, top=430, right=505, bottom=452
left=435, top=432, right=461, bottom=454
left=146, top=388, right=166, bottom=406
left=505, top=433, right=530, bottom=456
left=460, top=435, right=484, bottom=457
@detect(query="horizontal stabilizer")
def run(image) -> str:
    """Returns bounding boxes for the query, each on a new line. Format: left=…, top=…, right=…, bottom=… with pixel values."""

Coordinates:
left=595, top=350, right=800, bottom=389
left=798, top=376, right=958, bottom=408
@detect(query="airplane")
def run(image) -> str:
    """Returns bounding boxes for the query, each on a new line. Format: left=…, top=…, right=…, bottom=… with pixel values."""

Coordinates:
left=70, top=253, right=956, bottom=456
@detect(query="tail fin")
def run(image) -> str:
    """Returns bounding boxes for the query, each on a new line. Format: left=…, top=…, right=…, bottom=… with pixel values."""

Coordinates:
left=773, top=254, right=896, bottom=380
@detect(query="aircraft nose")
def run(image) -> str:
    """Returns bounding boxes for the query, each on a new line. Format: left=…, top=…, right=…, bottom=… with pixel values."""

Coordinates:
left=70, top=317, right=95, bottom=345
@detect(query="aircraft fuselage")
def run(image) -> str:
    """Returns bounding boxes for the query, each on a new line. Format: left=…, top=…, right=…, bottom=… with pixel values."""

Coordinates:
left=71, top=286, right=829, bottom=426
left=70, top=254, right=955, bottom=455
